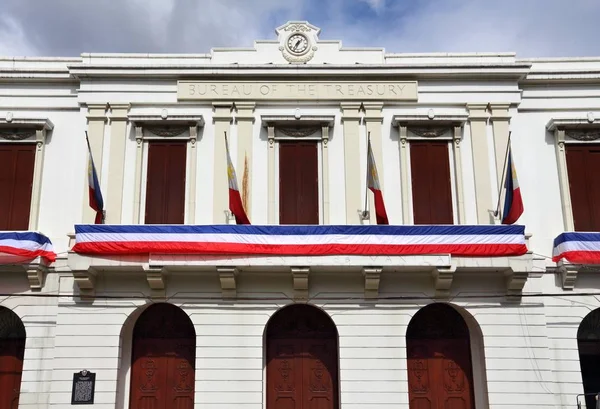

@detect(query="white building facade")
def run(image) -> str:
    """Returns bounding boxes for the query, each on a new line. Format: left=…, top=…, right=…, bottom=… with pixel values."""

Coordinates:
left=1, top=21, right=600, bottom=409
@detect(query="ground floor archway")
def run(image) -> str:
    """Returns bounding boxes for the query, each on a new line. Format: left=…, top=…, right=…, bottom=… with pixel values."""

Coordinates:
left=129, top=303, right=196, bottom=409
left=266, top=304, right=339, bottom=409
left=406, top=303, right=476, bottom=409
left=0, top=307, right=26, bottom=409
left=578, top=308, right=600, bottom=409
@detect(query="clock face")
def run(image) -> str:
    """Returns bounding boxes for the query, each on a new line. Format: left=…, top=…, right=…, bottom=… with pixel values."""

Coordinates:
left=287, top=34, right=309, bottom=54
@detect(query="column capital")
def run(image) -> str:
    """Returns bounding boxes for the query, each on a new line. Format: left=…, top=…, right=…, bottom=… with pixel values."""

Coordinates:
left=467, top=104, right=489, bottom=121
left=213, top=103, right=234, bottom=122
left=86, top=104, right=108, bottom=121
left=109, top=103, right=130, bottom=121
left=236, top=102, right=256, bottom=122
left=489, top=104, right=511, bottom=121
left=235, top=101, right=256, bottom=111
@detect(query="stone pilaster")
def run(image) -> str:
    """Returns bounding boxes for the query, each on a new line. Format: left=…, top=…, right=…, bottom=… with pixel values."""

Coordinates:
left=81, top=104, right=108, bottom=224
left=104, top=104, right=130, bottom=224
left=213, top=103, right=233, bottom=223
left=235, top=102, right=255, bottom=220
left=364, top=102, right=384, bottom=225
left=267, top=124, right=276, bottom=224
left=340, top=103, right=362, bottom=224
left=490, top=104, right=511, bottom=190
left=398, top=125, right=410, bottom=224
left=467, top=104, right=493, bottom=224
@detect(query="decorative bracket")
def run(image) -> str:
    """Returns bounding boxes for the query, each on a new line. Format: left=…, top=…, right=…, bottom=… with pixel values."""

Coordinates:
left=217, top=266, right=238, bottom=298
left=291, top=267, right=310, bottom=300
left=557, top=263, right=580, bottom=290
left=73, top=268, right=97, bottom=300
left=431, top=266, right=456, bottom=298
left=505, top=268, right=529, bottom=299
left=145, top=266, right=167, bottom=299
left=23, top=261, right=49, bottom=290
left=363, top=267, right=382, bottom=299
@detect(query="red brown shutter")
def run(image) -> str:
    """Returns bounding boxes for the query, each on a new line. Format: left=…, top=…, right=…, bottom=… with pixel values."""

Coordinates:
left=279, top=141, right=319, bottom=224
left=410, top=141, right=453, bottom=224
left=0, top=143, right=35, bottom=230
left=144, top=141, right=187, bottom=224
left=566, top=144, right=600, bottom=231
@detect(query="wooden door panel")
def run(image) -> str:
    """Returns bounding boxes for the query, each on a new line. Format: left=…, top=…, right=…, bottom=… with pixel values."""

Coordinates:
left=130, top=340, right=167, bottom=409
left=0, top=144, right=35, bottom=230
left=279, top=142, right=319, bottom=225
left=566, top=146, right=593, bottom=231
left=165, top=341, right=195, bottom=409
left=0, top=340, right=25, bottom=409
left=407, top=339, right=473, bottom=409
left=267, top=339, right=302, bottom=409
left=586, top=148, right=600, bottom=231
left=304, top=340, right=336, bottom=409
left=410, top=141, right=453, bottom=225
left=145, top=142, right=186, bottom=224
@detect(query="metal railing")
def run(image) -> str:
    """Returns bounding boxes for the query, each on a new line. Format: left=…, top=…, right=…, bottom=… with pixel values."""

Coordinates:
left=577, top=393, right=600, bottom=409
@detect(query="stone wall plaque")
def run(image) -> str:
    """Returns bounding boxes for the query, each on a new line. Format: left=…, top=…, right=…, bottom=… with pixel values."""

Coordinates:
left=71, top=370, right=96, bottom=405
left=177, top=81, right=418, bottom=101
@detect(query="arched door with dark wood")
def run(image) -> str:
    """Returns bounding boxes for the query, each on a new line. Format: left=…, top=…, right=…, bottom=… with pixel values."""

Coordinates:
left=406, top=303, right=475, bottom=409
left=266, top=304, right=339, bottom=409
left=0, top=307, right=26, bottom=409
left=578, top=308, right=600, bottom=409
left=129, top=303, right=196, bottom=409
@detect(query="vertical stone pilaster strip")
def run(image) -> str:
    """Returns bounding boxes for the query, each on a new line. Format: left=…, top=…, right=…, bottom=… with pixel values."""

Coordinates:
left=132, top=126, right=144, bottom=224
left=490, top=104, right=511, bottom=190
left=236, top=102, right=255, bottom=220
left=340, top=103, right=362, bottom=224
left=452, top=126, right=466, bottom=224
left=28, top=129, right=47, bottom=230
left=364, top=102, right=384, bottom=225
left=398, top=125, right=410, bottom=224
left=213, top=103, right=233, bottom=223
left=267, top=125, right=276, bottom=224
left=555, top=129, right=575, bottom=230
left=467, top=104, right=493, bottom=224
left=81, top=104, right=108, bottom=224
left=187, top=125, right=198, bottom=224
left=105, top=104, right=130, bottom=224
left=321, top=125, right=330, bottom=224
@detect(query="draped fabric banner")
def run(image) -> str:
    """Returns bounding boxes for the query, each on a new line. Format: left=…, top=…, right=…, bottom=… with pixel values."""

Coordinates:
left=553, top=232, right=600, bottom=264
left=0, top=232, right=57, bottom=263
left=73, top=224, right=528, bottom=258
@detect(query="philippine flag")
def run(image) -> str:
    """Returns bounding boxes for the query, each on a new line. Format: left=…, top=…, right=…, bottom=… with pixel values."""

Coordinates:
left=86, top=135, right=104, bottom=224
left=226, top=136, right=251, bottom=225
left=501, top=147, right=524, bottom=225
left=367, top=138, right=389, bottom=225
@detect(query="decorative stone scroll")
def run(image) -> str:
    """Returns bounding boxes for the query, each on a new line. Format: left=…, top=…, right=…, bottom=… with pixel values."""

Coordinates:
left=410, top=127, right=449, bottom=138
left=145, top=126, right=188, bottom=137
left=0, top=129, right=36, bottom=141
left=279, top=127, right=320, bottom=138
left=565, top=130, right=600, bottom=141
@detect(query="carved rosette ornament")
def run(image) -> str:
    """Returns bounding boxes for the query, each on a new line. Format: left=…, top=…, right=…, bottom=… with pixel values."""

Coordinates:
left=565, top=130, right=600, bottom=141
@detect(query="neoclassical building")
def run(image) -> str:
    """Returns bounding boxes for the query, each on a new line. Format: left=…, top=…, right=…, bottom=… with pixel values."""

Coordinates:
left=2, top=20, right=600, bottom=409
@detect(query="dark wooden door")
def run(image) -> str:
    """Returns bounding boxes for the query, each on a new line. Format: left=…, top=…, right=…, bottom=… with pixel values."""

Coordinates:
left=407, top=339, right=474, bottom=409
left=130, top=339, right=195, bottom=409
left=410, top=141, right=453, bottom=225
left=0, top=144, right=35, bottom=230
left=566, top=144, right=600, bottom=231
left=0, top=339, right=25, bottom=409
left=145, top=141, right=187, bottom=224
left=279, top=141, right=319, bottom=225
left=267, top=338, right=338, bottom=409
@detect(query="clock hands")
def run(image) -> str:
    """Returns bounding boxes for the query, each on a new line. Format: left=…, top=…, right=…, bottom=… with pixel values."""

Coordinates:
left=294, top=39, right=302, bottom=49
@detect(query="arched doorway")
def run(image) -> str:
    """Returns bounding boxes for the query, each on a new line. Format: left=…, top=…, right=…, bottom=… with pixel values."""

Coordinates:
left=0, top=307, right=26, bottom=409
left=578, top=308, right=600, bottom=409
left=266, top=304, right=339, bottom=409
left=406, top=303, right=475, bottom=409
left=129, top=303, right=196, bottom=409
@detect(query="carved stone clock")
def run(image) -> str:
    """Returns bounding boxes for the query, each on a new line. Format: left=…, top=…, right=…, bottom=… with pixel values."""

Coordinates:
left=286, top=33, right=309, bottom=55
left=279, top=24, right=317, bottom=64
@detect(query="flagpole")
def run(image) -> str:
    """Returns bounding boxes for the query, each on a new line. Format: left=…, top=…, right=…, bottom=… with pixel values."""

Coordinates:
left=85, top=131, right=105, bottom=224
left=494, top=131, right=512, bottom=218
left=362, top=132, right=371, bottom=219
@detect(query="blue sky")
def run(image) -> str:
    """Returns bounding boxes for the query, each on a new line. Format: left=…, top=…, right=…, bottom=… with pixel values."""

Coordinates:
left=2, top=0, right=600, bottom=58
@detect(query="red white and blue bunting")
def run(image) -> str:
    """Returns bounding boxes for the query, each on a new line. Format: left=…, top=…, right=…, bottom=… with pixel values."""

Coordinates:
left=553, top=232, right=600, bottom=264
left=0, top=232, right=57, bottom=264
left=73, top=224, right=528, bottom=258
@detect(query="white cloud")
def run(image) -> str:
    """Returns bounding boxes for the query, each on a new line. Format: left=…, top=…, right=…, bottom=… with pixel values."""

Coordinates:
left=0, top=0, right=599, bottom=58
